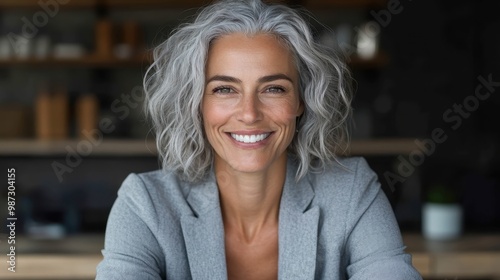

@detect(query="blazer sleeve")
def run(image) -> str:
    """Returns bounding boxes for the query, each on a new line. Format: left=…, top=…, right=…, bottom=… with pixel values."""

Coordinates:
left=96, top=173, right=165, bottom=280
left=344, top=159, right=422, bottom=280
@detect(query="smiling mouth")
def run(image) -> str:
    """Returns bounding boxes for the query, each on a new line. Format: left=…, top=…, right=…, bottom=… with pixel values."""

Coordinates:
left=230, top=133, right=271, bottom=143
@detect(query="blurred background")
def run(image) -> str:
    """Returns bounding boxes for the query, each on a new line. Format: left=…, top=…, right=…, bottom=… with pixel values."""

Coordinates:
left=0, top=0, right=499, bottom=279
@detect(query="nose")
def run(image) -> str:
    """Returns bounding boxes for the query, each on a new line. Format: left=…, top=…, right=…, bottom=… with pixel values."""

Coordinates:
left=237, top=93, right=263, bottom=124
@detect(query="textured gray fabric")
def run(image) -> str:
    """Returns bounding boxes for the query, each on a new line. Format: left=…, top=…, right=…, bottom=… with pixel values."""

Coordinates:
left=96, top=156, right=422, bottom=279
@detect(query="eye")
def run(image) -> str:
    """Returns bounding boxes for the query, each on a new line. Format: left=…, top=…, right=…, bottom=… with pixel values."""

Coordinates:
left=212, top=86, right=235, bottom=94
left=264, top=86, right=286, bottom=94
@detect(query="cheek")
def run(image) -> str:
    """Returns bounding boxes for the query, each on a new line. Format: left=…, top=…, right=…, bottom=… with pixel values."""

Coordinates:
left=202, top=100, right=227, bottom=130
left=201, top=104, right=220, bottom=148
left=263, top=99, right=301, bottom=123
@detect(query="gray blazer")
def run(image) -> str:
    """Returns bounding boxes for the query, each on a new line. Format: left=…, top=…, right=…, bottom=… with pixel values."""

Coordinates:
left=96, top=157, right=422, bottom=279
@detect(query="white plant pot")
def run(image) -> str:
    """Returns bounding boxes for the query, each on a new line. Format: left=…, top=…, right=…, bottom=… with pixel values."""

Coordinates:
left=422, top=203, right=462, bottom=240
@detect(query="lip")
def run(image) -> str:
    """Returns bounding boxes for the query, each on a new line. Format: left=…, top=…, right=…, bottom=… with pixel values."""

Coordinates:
left=228, top=130, right=272, bottom=135
left=225, top=130, right=273, bottom=148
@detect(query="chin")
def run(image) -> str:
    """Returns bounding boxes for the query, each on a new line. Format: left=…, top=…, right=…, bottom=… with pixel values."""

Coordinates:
left=213, top=151, right=265, bottom=171
left=227, top=158, right=270, bottom=173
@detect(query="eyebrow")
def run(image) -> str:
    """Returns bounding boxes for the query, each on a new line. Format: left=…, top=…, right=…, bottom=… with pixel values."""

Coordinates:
left=206, top=74, right=294, bottom=84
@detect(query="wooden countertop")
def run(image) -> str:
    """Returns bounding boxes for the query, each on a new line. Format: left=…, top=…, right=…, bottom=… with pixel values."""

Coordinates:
left=403, top=233, right=500, bottom=253
left=403, top=233, right=500, bottom=279
left=0, top=255, right=102, bottom=279
left=1, top=233, right=500, bottom=279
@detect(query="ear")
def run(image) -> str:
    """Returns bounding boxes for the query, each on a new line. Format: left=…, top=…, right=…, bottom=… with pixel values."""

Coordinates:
left=297, top=99, right=305, bottom=116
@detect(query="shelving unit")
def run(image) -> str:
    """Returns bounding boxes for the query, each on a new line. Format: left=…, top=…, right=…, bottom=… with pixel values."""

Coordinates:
left=0, top=0, right=409, bottom=234
left=0, top=0, right=398, bottom=157
left=0, top=2, right=400, bottom=155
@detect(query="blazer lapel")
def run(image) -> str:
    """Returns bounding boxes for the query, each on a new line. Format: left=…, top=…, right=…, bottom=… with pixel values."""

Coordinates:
left=278, top=158, right=319, bottom=280
left=181, top=174, right=228, bottom=280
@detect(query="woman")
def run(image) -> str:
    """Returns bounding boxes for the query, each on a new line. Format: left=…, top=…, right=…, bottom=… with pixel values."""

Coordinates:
left=96, top=0, right=422, bottom=279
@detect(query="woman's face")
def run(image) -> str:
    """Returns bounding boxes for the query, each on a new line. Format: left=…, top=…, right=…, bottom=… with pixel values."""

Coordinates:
left=202, top=33, right=303, bottom=174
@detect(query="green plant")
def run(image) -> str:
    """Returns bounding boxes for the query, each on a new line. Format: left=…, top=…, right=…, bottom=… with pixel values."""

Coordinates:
left=426, top=184, right=458, bottom=204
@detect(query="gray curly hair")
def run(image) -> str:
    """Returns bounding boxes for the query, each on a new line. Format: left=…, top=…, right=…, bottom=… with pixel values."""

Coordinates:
left=144, top=0, right=352, bottom=182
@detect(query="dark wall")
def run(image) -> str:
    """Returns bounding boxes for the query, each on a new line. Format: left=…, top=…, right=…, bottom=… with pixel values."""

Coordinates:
left=356, top=0, right=500, bottom=230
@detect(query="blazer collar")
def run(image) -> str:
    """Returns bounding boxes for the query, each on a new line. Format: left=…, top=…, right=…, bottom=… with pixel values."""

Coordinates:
left=181, top=156, right=319, bottom=280
left=278, top=156, right=319, bottom=279
left=181, top=170, right=227, bottom=280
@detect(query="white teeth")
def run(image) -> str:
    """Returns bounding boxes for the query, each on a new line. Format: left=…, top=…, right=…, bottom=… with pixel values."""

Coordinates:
left=231, top=133, right=270, bottom=143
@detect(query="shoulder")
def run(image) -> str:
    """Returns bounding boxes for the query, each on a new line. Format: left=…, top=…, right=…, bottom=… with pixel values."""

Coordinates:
left=308, top=157, right=381, bottom=211
left=119, top=169, right=189, bottom=199
left=310, top=156, right=378, bottom=191
left=116, top=169, right=193, bottom=222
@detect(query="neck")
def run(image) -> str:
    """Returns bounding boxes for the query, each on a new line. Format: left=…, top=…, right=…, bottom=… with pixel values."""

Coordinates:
left=215, top=153, right=287, bottom=242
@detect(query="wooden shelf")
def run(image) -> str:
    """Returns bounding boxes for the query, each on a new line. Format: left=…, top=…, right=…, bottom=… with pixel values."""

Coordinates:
left=102, top=0, right=212, bottom=9
left=0, top=0, right=386, bottom=9
left=0, top=139, right=157, bottom=157
left=0, top=53, right=386, bottom=69
left=304, top=0, right=387, bottom=9
left=0, top=55, right=151, bottom=68
left=348, top=52, right=390, bottom=68
left=0, top=0, right=97, bottom=9
left=0, top=138, right=418, bottom=157
left=347, top=138, right=421, bottom=156
left=105, top=0, right=387, bottom=9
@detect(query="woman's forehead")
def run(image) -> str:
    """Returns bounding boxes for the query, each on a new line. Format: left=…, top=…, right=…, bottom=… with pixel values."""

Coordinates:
left=206, top=33, right=298, bottom=79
